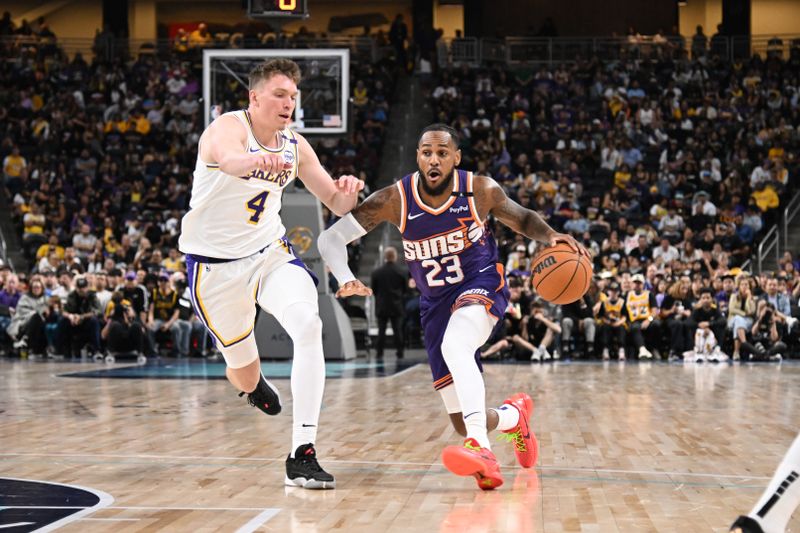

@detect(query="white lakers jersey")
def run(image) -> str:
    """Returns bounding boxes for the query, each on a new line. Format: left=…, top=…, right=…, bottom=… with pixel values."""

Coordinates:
left=179, top=110, right=299, bottom=259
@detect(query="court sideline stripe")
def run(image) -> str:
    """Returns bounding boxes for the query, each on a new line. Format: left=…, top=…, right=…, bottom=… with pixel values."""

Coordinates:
left=235, top=508, right=281, bottom=533
left=0, top=452, right=771, bottom=480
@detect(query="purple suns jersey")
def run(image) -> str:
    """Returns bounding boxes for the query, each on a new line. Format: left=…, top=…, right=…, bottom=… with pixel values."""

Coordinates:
left=397, top=169, right=505, bottom=306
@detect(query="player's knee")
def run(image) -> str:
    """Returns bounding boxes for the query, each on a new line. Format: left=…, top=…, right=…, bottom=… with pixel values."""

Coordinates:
left=283, top=303, right=322, bottom=342
left=441, top=329, right=462, bottom=363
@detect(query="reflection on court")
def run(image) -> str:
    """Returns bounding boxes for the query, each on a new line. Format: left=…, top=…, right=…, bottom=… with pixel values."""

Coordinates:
left=1, top=358, right=798, bottom=531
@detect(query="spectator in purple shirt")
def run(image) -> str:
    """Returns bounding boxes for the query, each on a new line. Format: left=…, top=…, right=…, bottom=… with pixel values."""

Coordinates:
left=0, top=273, right=22, bottom=350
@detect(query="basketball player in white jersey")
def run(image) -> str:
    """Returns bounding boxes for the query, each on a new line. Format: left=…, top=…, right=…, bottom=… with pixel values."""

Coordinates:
left=730, top=432, right=800, bottom=532
left=179, top=59, right=364, bottom=489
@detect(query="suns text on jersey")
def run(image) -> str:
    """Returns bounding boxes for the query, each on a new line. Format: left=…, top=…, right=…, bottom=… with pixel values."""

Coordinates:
left=403, top=227, right=471, bottom=261
left=239, top=168, right=292, bottom=186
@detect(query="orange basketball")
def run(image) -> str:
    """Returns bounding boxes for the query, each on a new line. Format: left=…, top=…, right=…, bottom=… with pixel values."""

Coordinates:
left=530, top=243, right=593, bottom=305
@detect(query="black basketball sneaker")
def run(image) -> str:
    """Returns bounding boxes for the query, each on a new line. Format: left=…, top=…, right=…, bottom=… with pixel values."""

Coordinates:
left=730, top=516, right=764, bottom=533
left=285, top=444, right=336, bottom=489
left=239, top=374, right=281, bottom=415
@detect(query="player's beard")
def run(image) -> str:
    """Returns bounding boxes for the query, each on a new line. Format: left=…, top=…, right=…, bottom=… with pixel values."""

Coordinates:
left=419, top=169, right=453, bottom=197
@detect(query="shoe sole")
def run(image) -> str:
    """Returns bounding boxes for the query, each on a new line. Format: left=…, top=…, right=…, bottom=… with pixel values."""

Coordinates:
left=284, top=476, right=336, bottom=490
left=441, top=447, right=504, bottom=490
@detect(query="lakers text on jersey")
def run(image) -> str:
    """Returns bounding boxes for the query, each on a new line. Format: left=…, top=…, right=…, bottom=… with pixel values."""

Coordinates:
left=179, top=110, right=299, bottom=260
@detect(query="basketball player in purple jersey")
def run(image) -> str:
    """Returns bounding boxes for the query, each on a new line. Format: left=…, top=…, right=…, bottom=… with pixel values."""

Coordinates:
left=318, top=124, right=589, bottom=489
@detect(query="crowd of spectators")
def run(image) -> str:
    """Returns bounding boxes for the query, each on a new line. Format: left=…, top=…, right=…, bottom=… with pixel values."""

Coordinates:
left=3, top=9, right=800, bottom=363
left=430, top=42, right=800, bottom=361
left=0, top=13, right=396, bottom=358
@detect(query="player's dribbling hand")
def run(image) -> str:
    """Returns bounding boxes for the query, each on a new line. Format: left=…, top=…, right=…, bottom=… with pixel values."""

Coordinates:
left=548, top=231, right=591, bottom=259
left=335, top=280, right=373, bottom=298
left=336, top=174, right=365, bottom=196
left=250, top=152, right=293, bottom=174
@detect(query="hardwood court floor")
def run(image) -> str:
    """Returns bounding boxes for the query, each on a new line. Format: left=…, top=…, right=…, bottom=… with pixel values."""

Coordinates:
left=1, top=357, right=799, bottom=532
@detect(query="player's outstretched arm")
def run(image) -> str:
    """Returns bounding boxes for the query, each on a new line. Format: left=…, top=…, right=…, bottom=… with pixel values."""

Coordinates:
left=317, top=185, right=401, bottom=297
left=477, top=176, right=590, bottom=257
left=200, top=115, right=288, bottom=177
left=295, top=133, right=364, bottom=217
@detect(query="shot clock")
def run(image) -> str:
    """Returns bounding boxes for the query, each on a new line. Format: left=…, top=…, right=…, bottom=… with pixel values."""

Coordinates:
left=248, top=0, right=309, bottom=19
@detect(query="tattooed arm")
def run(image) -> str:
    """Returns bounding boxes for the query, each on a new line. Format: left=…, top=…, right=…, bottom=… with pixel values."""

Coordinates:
left=317, top=185, right=402, bottom=297
left=350, top=185, right=402, bottom=232
left=475, top=175, right=589, bottom=255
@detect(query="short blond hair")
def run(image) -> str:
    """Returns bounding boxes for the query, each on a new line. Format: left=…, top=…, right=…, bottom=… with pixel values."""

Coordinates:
left=249, top=58, right=301, bottom=90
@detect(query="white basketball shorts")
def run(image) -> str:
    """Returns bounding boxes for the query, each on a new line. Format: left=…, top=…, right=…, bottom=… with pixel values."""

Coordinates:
left=185, top=236, right=318, bottom=368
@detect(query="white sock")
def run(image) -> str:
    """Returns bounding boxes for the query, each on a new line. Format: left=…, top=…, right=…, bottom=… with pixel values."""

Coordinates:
left=492, top=404, right=520, bottom=432
left=748, top=433, right=800, bottom=533
left=441, top=305, right=494, bottom=450
left=281, top=302, right=326, bottom=457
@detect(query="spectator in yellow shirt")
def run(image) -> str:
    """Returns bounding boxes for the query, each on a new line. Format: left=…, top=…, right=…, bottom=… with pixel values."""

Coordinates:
left=173, top=28, right=189, bottom=54
left=751, top=182, right=779, bottom=212
left=3, top=146, right=26, bottom=195
left=189, top=23, right=212, bottom=49
left=162, top=247, right=185, bottom=273
left=130, top=111, right=151, bottom=135
left=353, top=80, right=368, bottom=107
left=614, top=164, right=632, bottom=189
left=35, top=233, right=65, bottom=260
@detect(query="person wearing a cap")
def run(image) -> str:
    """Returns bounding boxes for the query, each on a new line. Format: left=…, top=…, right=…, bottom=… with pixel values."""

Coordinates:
left=117, top=271, right=148, bottom=325
left=51, top=269, right=73, bottom=305
left=40, top=269, right=58, bottom=297
left=595, top=282, right=627, bottom=361
left=59, top=276, right=101, bottom=357
left=623, top=273, right=660, bottom=359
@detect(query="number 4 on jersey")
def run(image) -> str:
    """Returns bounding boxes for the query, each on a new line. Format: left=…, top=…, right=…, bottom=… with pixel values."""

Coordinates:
left=246, top=191, right=269, bottom=224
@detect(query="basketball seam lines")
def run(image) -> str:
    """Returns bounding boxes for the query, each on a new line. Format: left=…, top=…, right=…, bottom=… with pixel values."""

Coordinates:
left=579, top=260, right=591, bottom=294
left=533, top=256, right=578, bottom=290
left=551, top=256, right=581, bottom=303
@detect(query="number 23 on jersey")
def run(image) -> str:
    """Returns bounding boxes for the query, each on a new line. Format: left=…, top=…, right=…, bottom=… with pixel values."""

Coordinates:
left=422, top=255, right=464, bottom=287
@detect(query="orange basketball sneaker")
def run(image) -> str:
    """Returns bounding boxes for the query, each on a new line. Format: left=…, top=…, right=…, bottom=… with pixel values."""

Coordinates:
left=442, top=438, right=504, bottom=490
left=500, top=392, right=538, bottom=468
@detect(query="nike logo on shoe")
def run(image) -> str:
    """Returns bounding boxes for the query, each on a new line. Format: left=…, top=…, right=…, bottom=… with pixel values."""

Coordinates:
left=408, top=212, right=425, bottom=220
